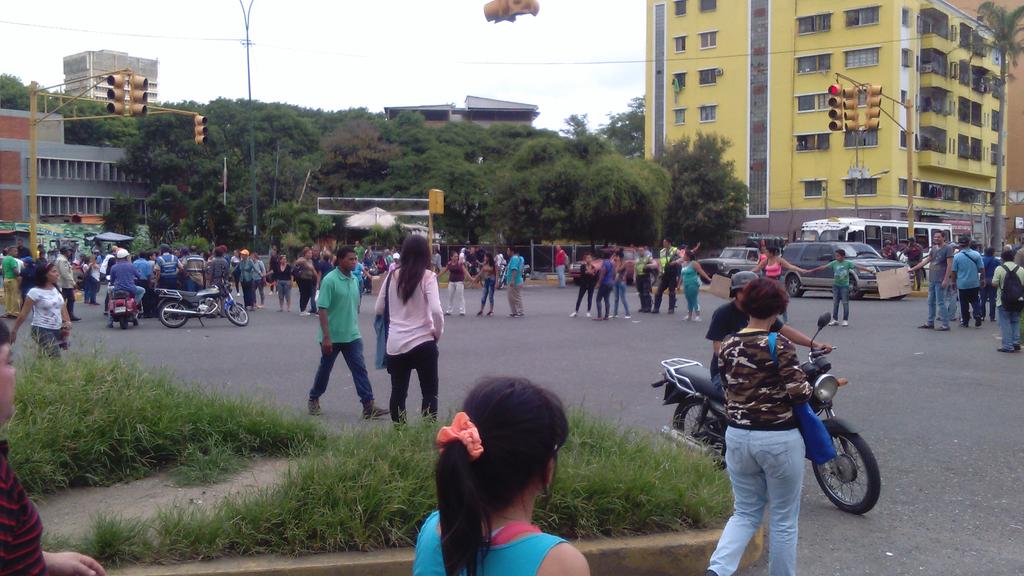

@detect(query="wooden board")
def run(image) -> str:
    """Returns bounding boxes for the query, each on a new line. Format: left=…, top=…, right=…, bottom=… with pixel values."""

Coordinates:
left=707, top=274, right=732, bottom=300
left=875, top=267, right=911, bottom=299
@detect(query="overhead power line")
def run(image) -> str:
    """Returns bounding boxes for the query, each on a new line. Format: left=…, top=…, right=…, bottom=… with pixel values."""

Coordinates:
left=0, top=18, right=239, bottom=42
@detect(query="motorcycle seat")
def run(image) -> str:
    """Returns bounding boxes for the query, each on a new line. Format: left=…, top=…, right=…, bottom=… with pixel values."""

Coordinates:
left=673, top=365, right=725, bottom=403
left=111, top=290, right=135, bottom=300
left=196, top=288, right=220, bottom=298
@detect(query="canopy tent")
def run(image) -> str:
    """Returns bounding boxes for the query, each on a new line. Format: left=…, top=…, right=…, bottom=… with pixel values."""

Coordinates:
left=345, top=207, right=399, bottom=230
left=92, top=231, right=135, bottom=242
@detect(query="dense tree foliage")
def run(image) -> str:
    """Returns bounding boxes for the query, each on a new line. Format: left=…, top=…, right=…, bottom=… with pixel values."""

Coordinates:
left=598, top=97, right=645, bottom=158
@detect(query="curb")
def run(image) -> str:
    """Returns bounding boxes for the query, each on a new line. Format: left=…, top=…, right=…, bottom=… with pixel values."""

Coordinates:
left=112, top=529, right=763, bottom=576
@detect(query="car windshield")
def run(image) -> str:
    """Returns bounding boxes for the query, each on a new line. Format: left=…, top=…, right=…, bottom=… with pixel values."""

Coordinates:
left=720, top=248, right=748, bottom=259
left=836, top=243, right=881, bottom=259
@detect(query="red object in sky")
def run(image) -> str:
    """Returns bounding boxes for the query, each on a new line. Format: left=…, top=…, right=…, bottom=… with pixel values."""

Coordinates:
left=828, top=84, right=842, bottom=96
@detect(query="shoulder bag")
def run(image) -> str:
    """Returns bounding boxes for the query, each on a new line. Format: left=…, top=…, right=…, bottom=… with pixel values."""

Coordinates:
left=373, top=272, right=393, bottom=370
left=769, top=332, right=836, bottom=465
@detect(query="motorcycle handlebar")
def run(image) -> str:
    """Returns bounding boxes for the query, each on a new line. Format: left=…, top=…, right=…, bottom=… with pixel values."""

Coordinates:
left=810, top=346, right=835, bottom=358
left=651, top=379, right=668, bottom=388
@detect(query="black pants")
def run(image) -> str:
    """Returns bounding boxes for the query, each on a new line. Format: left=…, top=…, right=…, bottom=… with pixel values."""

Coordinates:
left=653, top=275, right=677, bottom=312
left=242, top=280, right=256, bottom=308
left=636, top=274, right=652, bottom=311
left=596, top=284, right=612, bottom=318
left=980, top=285, right=997, bottom=320
left=298, top=279, right=316, bottom=313
left=61, top=288, right=76, bottom=318
left=386, top=340, right=439, bottom=423
left=958, top=287, right=982, bottom=325
left=575, top=284, right=594, bottom=313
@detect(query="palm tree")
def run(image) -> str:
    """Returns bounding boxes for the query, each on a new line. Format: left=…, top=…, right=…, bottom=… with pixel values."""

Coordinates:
left=977, top=2, right=1024, bottom=249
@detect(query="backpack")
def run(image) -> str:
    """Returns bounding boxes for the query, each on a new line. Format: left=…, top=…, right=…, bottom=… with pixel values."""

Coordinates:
left=1000, top=264, right=1024, bottom=312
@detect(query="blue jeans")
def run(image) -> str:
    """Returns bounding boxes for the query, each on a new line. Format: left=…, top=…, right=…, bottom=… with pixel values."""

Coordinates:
left=926, top=280, right=951, bottom=328
left=613, top=281, right=630, bottom=316
left=832, top=285, right=850, bottom=321
left=981, top=285, right=997, bottom=320
left=708, top=427, right=804, bottom=576
left=83, top=275, right=99, bottom=304
left=997, top=307, right=1022, bottom=351
left=481, top=277, right=495, bottom=307
left=556, top=265, right=566, bottom=288
left=309, top=338, right=374, bottom=405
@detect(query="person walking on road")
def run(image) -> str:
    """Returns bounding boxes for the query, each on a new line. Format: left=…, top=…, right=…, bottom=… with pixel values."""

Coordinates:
left=992, top=248, right=1023, bottom=353
left=634, top=246, right=656, bottom=313
left=570, top=253, right=596, bottom=318
left=908, top=232, right=955, bottom=331
left=475, top=253, right=498, bottom=317
left=9, top=262, right=72, bottom=358
left=612, top=251, right=632, bottom=319
left=376, top=235, right=444, bottom=424
left=2, top=247, right=21, bottom=318
left=593, top=255, right=615, bottom=321
left=413, top=377, right=589, bottom=576
left=805, top=249, right=872, bottom=327
left=679, top=249, right=712, bottom=322
left=307, top=247, right=389, bottom=419
left=271, top=254, right=293, bottom=312
left=951, top=237, right=985, bottom=328
left=652, top=239, right=680, bottom=314
left=445, top=252, right=470, bottom=316
left=554, top=245, right=569, bottom=288
left=505, top=247, right=526, bottom=317
left=55, top=247, right=80, bottom=322
left=294, top=248, right=318, bottom=316
left=980, top=247, right=1000, bottom=323
left=706, top=278, right=812, bottom=576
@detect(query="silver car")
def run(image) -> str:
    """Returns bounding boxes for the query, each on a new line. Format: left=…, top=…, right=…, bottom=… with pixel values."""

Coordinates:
left=780, top=242, right=907, bottom=300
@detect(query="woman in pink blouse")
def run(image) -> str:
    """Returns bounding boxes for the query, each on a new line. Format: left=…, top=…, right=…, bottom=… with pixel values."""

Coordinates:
left=375, top=235, right=445, bottom=424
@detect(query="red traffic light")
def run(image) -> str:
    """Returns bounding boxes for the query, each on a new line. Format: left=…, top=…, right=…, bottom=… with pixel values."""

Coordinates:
left=828, top=84, right=842, bottom=96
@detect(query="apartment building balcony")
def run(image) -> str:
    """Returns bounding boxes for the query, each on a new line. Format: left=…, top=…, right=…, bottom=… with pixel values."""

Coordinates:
left=919, top=8, right=950, bottom=45
left=920, top=87, right=953, bottom=127
left=919, top=49, right=949, bottom=89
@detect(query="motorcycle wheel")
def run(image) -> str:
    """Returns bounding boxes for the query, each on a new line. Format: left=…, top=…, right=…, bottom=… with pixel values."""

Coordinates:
left=812, top=431, right=881, bottom=515
left=225, top=303, right=249, bottom=327
left=119, top=317, right=128, bottom=330
left=672, top=400, right=726, bottom=460
left=158, top=302, right=190, bottom=329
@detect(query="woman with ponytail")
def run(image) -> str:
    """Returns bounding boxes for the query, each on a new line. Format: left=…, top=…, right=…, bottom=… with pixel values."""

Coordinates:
left=413, top=378, right=590, bottom=576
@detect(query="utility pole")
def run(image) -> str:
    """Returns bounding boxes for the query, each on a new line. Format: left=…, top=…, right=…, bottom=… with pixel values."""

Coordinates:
left=240, top=0, right=257, bottom=250
left=905, top=98, right=915, bottom=239
left=854, top=130, right=861, bottom=217
left=28, top=82, right=39, bottom=252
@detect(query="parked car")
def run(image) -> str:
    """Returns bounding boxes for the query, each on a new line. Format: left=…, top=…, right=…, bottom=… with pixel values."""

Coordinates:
left=780, top=241, right=907, bottom=300
left=698, top=246, right=761, bottom=278
left=569, top=247, right=637, bottom=285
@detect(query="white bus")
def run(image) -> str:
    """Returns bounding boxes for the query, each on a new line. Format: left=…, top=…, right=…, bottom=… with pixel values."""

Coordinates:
left=799, top=218, right=953, bottom=249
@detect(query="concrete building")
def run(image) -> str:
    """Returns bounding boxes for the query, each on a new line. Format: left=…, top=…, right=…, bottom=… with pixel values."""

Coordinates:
left=0, top=109, right=147, bottom=223
left=385, top=96, right=539, bottom=127
left=646, top=0, right=1008, bottom=242
left=63, top=50, right=159, bottom=103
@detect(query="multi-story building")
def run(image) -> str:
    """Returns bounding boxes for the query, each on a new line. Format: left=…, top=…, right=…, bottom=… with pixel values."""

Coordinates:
left=63, top=50, right=159, bottom=103
left=385, top=96, right=539, bottom=127
left=646, top=0, right=1007, bottom=242
left=0, top=109, right=147, bottom=223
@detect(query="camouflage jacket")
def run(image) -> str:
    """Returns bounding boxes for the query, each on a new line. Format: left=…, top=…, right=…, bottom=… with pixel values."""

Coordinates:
left=719, top=330, right=812, bottom=430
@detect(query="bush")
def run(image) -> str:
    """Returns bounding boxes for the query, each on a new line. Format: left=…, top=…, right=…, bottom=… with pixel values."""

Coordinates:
left=7, top=353, right=326, bottom=496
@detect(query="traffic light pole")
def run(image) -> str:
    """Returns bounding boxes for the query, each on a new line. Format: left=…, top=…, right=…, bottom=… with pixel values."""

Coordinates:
left=239, top=0, right=257, bottom=252
left=905, top=99, right=915, bottom=239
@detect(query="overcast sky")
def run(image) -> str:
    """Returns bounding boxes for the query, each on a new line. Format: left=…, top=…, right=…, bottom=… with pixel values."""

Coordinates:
left=1, top=0, right=645, bottom=132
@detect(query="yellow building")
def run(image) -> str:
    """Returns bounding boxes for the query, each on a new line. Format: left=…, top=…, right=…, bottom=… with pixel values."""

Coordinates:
left=646, top=0, right=1008, bottom=241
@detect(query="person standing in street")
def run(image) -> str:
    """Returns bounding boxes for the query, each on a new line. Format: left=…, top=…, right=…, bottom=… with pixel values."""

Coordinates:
left=634, top=246, right=655, bottom=313
left=905, top=238, right=924, bottom=291
left=271, top=254, right=293, bottom=312
left=475, top=253, right=498, bottom=317
left=612, top=251, right=632, bottom=319
left=554, top=245, right=568, bottom=289
left=992, top=248, right=1024, bottom=353
left=805, top=249, right=873, bottom=327
left=10, top=263, right=71, bottom=357
left=506, top=246, right=526, bottom=317
left=652, top=239, right=680, bottom=314
left=679, top=249, right=713, bottom=322
left=238, top=250, right=258, bottom=311
left=83, top=254, right=100, bottom=305
left=308, top=247, right=389, bottom=419
left=2, top=247, right=21, bottom=318
left=376, top=235, right=444, bottom=424
left=252, top=251, right=267, bottom=309
left=908, top=232, right=955, bottom=331
left=155, top=245, right=181, bottom=290
left=55, top=247, right=80, bottom=322
left=183, top=250, right=207, bottom=293
left=593, top=254, right=615, bottom=321
left=981, top=247, right=1001, bottom=323
left=206, top=247, right=231, bottom=289
left=951, top=236, right=985, bottom=328
left=132, top=251, right=156, bottom=318
left=445, top=252, right=470, bottom=316
left=571, top=253, right=596, bottom=318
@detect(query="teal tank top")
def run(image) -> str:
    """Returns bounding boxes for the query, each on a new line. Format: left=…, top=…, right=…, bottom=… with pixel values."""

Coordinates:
left=413, top=511, right=566, bottom=576
left=680, top=262, right=699, bottom=286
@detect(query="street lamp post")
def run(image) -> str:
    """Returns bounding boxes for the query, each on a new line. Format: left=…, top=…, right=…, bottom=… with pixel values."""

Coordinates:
left=239, top=0, right=257, bottom=250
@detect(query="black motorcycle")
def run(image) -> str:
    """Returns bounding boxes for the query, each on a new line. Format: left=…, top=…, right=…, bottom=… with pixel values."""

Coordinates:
left=651, top=312, right=881, bottom=515
left=155, top=284, right=249, bottom=328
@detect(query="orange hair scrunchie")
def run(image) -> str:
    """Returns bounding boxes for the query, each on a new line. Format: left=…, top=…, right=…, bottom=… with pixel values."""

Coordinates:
left=436, top=411, right=484, bottom=462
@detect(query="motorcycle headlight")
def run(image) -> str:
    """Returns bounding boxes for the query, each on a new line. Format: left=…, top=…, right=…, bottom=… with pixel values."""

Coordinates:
left=813, top=375, right=840, bottom=403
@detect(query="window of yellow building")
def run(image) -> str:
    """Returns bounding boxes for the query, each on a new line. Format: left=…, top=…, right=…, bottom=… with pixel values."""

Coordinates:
left=845, top=7, right=879, bottom=28
left=674, top=35, right=687, bottom=53
left=699, top=31, right=717, bottom=49
left=673, top=108, right=686, bottom=125
left=845, top=47, right=880, bottom=69
left=797, top=13, right=831, bottom=35
left=796, top=53, right=830, bottom=74
left=699, top=105, right=717, bottom=123
left=674, top=0, right=686, bottom=17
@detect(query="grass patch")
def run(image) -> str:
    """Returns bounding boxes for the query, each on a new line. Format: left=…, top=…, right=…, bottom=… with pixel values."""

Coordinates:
left=6, top=352, right=326, bottom=496
left=73, top=413, right=731, bottom=565
left=170, top=440, right=246, bottom=487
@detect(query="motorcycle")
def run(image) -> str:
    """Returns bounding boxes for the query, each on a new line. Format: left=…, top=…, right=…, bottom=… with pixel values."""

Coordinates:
left=155, top=284, right=249, bottom=328
left=651, top=312, right=881, bottom=515
left=107, top=290, right=140, bottom=330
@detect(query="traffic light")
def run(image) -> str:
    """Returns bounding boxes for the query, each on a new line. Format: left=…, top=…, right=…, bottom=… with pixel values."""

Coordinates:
left=484, top=0, right=539, bottom=23
left=104, top=74, right=126, bottom=115
left=128, top=75, right=149, bottom=116
left=862, top=84, right=882, bottom=130
left=193, top=115, right=208, bottom=145
left=827, top=84, right=859, bottom=132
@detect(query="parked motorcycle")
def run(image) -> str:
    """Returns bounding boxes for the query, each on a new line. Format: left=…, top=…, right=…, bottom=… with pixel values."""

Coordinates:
left=651, top=312, right=881, bottom=515
left=107, top=290, right=140, bottom=330
left=155, top=284, right=248, bottom=328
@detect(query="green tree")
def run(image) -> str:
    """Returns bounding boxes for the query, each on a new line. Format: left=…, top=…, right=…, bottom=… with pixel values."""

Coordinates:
left=181, top=191, right=243, bottom=248
left=103, top=195, right=139, bottom=235
left=317, top=117, right=398, bottom=195
left=599, top=97, right=645, bottom=158
left=575, top=154, right=668, bottom=245
left=658, top=133, right=748, bottom=248
left=0, top=74, right=29, bottom=110
left=978, top=1, right=1024, bottom=248
left=264, top=202, right=333, bottom=248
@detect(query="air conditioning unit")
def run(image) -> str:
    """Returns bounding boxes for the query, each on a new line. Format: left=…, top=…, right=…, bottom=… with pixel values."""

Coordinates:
left=715, top=68, right=724, bottom=77
left=920, top=63, right=934, bottom=73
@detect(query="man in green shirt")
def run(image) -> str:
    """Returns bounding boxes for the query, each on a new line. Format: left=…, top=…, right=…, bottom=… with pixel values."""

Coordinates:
left=807, top=248, right=873, bottom=327
left=2, top=248, right=22, bottom=318
left=307, top=246, right=388, bottom=419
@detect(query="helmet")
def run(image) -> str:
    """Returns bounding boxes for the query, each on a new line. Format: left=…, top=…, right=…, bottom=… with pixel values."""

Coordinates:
left=730, top=271, right=758, bottom=297
left=116, top=249, right=130, bottom=259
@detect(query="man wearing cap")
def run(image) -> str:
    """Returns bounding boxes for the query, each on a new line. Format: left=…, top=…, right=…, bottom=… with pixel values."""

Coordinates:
left=952, top=236, right=985, bottom=328
left=107, top=249, right=145, bottom=328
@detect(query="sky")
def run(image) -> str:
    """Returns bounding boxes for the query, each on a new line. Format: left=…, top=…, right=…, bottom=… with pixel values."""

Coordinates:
left=0, top=0, right=645, bottom=132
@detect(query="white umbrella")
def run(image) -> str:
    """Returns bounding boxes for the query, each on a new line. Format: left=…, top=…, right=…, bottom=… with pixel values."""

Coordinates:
left=346, top=207, right=397, bottom=229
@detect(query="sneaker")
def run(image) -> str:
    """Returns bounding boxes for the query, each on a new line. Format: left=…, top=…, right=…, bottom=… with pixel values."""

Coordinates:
left=624, top=315, right=632, bottom=319
left=828, top=320, right=838, bottom=326
left=975, top=318, right=983, bottom=327
left=694, top=316, right=702, bottom=322
left=936, top=326, right=951, bottom=332
left=570, top=311, right=578, bottom=318
left=918, top=324, right=934, bottom=329
left=841, top=320, right=848, bottom=327
left=586, top=312, right=591, bottom=318
left=362, top=402, right=390, bottom=419
left=299, top=311, right=310, bottom=317
left=307, top=399, right=321, bottom=416
left=997, top=347, right=1015, bottom=353
left=612, top=314, right=619, bottom=318
left=1015, top=344, right=1022, bottom=351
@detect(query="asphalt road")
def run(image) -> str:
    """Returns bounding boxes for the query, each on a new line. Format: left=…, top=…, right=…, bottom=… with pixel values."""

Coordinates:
left=8, top=283, right=1023, bottom=575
